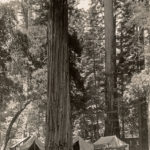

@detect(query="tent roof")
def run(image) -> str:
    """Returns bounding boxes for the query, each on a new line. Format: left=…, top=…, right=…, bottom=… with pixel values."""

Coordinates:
left=10, top=136, right=31, bottom=149
left=94, top=135, right=128, bottom=149
left=73, top=136, right=94, bottom=150
left=19, top=136, right=45, bottom=150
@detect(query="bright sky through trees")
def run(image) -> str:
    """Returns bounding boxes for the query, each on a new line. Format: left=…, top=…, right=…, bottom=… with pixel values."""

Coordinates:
left=78, top=0, right=90, bottom=10
left=0, top=0, right=11, bottom=3
left=0, top=0, right=91, bottom=10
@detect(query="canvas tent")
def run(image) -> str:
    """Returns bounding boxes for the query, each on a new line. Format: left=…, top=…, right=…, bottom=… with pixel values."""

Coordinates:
left=73, top=136, right=94, bottom=150
left=19, top=136, right=44, bottom=150
left=10, top=136, right=31, bottom=150
left=94, top=135, right=129, bottom=150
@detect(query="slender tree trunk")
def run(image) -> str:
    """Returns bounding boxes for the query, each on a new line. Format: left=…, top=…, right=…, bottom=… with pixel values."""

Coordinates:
left=46, top=1, right=71, bottom=150
left=93, top=49, right=99, bottom=139
left=137, top=27, right=149, bottom=150
left=141, top=98, right=148, bottom=150
left=21, top=0, right=32, bottom=137
left=104, top=0, right=120, bottom=137
left=2, top=100, right=31, bottom=150
left=142, top=1, right=150, bottom=148
left=21, top=0, right=29, bottom=29
left=104, top=0, right=114, bottom=136
left=138, top=97, right=148, bottom=150
left=113, top=0, right=120, bottom=138
left=119, top=23, right=125, bottom=139
left=138, top=97, right=142, bottom=150
left=148, top=93, right=150, bottom=150
left=144, top=30, right=150, bottom=150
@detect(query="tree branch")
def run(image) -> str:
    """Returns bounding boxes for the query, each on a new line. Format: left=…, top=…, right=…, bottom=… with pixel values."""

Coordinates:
left=2, top=100, right=32, bottom=150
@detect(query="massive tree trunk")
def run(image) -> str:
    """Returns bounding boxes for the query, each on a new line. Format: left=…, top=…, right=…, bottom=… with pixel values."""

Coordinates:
left=104, top=0, right=120, bottom=137
left=46, top=1, right=71, bottom=150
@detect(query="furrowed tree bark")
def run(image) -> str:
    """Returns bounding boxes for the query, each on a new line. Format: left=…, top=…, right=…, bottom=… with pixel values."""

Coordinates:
left=112, top=0, right=120, bottom=138
left=138, top=27, right=149, bottom=150
left=46, top=0, right=71, bottom=150
left=104, top=0, right=119, bottom=137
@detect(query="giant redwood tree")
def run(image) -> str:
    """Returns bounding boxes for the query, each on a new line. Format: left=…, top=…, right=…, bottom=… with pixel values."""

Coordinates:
left=104, top=0, right=120, bottom=137
left=46, top=0, right=72, bottom=150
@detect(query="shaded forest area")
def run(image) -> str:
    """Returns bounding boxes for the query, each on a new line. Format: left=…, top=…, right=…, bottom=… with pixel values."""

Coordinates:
left=0, top=0, right=150, bottom=150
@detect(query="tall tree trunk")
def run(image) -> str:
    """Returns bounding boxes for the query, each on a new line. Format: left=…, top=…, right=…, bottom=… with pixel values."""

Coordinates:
left=113, top=0, right=120, bottom=138
left=104, top=0, right=120, bottom=137
left=148, top=93, right=150, bottom=150
left=46, top=1, right=71, bottom=150
left=142, top=1, right=150, bottom=148
left=141, top=98, right=148, bottom=150
left=138, top=27, right=149, bottom=150
left=119, top=23, right=125, bottom=139
left=144, top=17, right=150, bottom=150
left=21, top=0, right=29, bottom=29
left=21, top=0, right=32, bottom=137
left=93, top=48, right=99, bottom=139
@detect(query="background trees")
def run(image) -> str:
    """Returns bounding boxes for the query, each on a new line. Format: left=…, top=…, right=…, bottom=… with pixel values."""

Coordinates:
left=1, top=0, right=150, bottom=150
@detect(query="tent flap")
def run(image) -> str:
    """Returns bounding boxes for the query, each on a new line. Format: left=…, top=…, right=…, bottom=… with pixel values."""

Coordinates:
left=94, top=136, right=129, bottom=150
left=73, top=136, right=94, bottom=150
left=20, top=136, right=44, bottom=150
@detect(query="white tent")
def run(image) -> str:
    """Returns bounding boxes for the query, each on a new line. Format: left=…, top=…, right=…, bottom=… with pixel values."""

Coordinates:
left=73, top=136, right=94, bottom=150
left=94, top=135, right=129, bottom=150
left=10, top=136, right=31, bottom=150
left=19, top=136, right=44, bottom=150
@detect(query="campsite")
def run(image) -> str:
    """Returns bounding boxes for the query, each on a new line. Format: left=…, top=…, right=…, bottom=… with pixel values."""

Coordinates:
left=0, top=0, right=150, bottom=150
left=9, top=136, right=129, bottom=150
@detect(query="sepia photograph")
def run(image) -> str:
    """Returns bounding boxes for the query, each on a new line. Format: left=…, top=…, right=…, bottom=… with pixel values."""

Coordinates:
left=0, top=0, right=149, bottom=150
